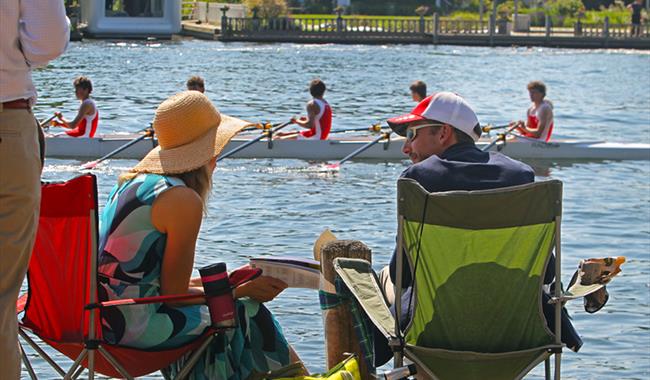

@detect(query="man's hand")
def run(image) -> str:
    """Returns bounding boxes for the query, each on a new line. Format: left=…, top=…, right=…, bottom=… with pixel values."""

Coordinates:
left=54, top=111, right=63, bottom=120
left=234, top=275, right=288, bottom=302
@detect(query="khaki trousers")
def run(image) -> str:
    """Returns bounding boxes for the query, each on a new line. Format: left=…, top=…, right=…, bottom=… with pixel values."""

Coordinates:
left=0, top=108, right=41, bottom=380
left=378, top=265, right=395, bottom=306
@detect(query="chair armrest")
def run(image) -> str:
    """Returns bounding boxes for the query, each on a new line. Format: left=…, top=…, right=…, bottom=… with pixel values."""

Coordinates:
left=88, top=267, right=263, bottom=309
left=334, top=257, right=397, bottom=340
left=16, top=294, right=28, bottom=314
left=86, top=293, right=205, bottom=309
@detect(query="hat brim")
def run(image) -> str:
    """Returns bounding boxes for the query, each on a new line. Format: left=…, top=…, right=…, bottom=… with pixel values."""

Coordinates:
left=386, top=113, right=426, bottom=137
left=132, top=114, right=252, bottom=174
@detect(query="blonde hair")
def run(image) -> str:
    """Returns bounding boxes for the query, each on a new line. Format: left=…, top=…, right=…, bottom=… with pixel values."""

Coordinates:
left=118, top=164, right=213, bottom=209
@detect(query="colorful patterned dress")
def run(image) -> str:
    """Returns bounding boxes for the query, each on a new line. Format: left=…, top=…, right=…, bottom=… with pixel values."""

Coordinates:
left=97, top=174, right=290, bottom=379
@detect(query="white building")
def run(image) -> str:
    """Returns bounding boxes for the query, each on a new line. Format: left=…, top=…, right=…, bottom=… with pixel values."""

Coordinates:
left=80, top=0, right=181, bottom=39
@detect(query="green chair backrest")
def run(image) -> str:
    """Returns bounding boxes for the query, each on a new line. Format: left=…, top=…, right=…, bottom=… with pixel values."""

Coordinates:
left=396, top=179, right=562, bottom=353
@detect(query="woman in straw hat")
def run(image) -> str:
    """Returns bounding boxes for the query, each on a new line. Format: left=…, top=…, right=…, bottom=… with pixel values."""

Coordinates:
left=97, top=91, right=299, bottom=378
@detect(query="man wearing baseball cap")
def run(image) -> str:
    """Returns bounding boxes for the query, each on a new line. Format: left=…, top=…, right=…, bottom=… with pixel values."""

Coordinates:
left=372, top=92, right=581, bottom=366
left=386, top=91, right=533, bottom=192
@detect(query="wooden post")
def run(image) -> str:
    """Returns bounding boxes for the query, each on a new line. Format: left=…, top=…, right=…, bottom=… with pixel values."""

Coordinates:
left=319, top=240, right=372, bottom=378
left=545, top=12, right=551, bottom=39
left=603, top=16, right=610, bottom=48
left=433, top=13, right=439, bottom=44
left=419, top=15, right=425, bottom=36
left=479, top=0, right=484, bottom=24
left=220, top=6, right=229, bottom=37
left=489, top=1, right=496, bottom=46
left=336, top=8, right=343, bottom=34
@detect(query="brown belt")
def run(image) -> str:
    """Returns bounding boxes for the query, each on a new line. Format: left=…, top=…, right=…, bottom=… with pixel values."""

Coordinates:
left=1, top=99, right=31, bottom=110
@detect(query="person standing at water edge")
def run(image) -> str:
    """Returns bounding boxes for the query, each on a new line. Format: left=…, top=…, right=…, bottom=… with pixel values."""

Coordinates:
left=290, top=79, right=332, bottom=140
left=186, top=75, right=205, bottom=93
left=511, top=80, right=554, bottom=142
left=409, top=80, right=427, bottom=102
left=0, top=1, right=69, bottom=379
left=371, top=92, right=581, bottom=365
left=628, top=0, right=644, bottom=37
left=52, top=76, right=99, bottom=138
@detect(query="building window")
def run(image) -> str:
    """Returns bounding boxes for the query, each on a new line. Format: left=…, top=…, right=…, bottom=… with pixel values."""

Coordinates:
left=105, top=0, right=165, bottom=17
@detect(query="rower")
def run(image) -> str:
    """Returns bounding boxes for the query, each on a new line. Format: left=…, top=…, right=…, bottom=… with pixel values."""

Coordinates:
left=52, top=76, right=99, bottom=138
left=409, top=80, right=427, bottom=103
left=289, top=79, right=332, bottom=140
left=510, top=80, right=554, bottom=142
left=186, top=75, right=205, bottom=93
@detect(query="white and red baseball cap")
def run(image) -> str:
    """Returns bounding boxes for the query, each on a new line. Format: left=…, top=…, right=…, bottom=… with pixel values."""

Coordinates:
left=387, top=92, right=481, bottom=141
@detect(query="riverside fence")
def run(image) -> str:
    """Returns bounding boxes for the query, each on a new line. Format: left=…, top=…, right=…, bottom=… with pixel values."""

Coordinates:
left=182, top=4, right=649, bottom=49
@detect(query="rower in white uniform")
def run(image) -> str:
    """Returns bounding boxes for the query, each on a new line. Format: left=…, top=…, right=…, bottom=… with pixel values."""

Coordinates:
left=52, top=76, right=99, bottom=138
left=510, top=80, right=554, bottom=142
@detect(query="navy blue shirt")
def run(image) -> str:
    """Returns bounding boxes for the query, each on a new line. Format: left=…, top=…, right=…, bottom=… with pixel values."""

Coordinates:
left=389, top=142, right=535, bottom=287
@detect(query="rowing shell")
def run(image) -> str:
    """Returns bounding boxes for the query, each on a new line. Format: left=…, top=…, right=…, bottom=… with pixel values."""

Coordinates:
left=44, top=134, right=650, bottom=161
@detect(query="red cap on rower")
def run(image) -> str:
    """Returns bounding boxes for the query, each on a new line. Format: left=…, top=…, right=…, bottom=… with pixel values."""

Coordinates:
left=387, top=92, right=481, bottom=142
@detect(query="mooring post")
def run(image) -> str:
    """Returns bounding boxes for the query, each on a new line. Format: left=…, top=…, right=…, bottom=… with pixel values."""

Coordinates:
left=319, top=240, right=372, bottom=378
left=419, top=15, right=425, bottom=36
left=545, top=12, right=551, bottom=39
left=336, top=7, right=344, bottom=34
left=220, top=6, right=229, bottom=37
left=433, top=13, right=440, bottom=44
left=603, top=16, right=609, bottom=47
left=489, top=10, right=495, bottom=46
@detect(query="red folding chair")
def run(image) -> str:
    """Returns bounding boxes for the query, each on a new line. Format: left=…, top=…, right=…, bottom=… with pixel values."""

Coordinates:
left=16, top=174, right=259, bottom=379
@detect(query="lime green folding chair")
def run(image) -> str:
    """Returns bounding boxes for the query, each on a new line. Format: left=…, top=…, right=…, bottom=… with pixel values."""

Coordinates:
left=335, top=178, right=572, bottom=380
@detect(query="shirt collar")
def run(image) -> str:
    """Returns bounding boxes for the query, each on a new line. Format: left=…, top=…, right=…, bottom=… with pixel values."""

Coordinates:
left=438, top=142, right=477, bottom=160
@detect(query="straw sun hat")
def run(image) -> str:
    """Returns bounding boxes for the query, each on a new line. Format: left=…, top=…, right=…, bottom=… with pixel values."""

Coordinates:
left=132, top=91, right=252, bottom=174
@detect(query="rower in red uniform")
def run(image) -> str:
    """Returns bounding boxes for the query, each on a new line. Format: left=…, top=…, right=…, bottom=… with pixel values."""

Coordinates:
left=53, top=76, right=99, bottom=138
left=511, top=80, right=554, bottom=142
left=291, top=79, right=332, bottom=140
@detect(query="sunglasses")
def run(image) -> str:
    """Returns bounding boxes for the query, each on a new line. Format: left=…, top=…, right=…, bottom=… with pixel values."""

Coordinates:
left=405, top=124, right=445, bottom=141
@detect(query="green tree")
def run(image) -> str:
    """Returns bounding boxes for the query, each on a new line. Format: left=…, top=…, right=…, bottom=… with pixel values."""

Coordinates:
left=243, top=0, right=288, bottom=17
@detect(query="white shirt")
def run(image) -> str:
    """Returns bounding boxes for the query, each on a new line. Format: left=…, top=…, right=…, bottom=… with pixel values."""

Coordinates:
left=0, top=0, right=70, bottom=104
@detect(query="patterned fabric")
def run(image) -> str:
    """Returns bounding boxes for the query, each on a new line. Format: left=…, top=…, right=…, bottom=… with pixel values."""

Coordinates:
left=98, top=174, right=290, bottom=379
left=318, top=278, right=375, bottom=372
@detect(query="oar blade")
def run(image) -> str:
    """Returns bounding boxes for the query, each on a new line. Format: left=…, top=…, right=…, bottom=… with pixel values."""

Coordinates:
left=317, top=163, right=340, bottom=173
left=80, top=160, right=99, bottom=170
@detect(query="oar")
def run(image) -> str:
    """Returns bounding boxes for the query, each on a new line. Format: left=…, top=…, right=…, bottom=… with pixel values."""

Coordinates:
left=329, top=123, right=382, bottom=134
left=324, top=131, right=392, bottom=171
left=481, top=124, right=510, bottom=134
left=80, top=128, right=154, bottom=170
left=502, top=129, right=554, bottom=145
left=217, top=120, right=291, bottom=161
left=39, top=114, right=57, bottom=129
left=241, top=123, right=269, bottom=133
left=482, top=125, right=519, bottom=152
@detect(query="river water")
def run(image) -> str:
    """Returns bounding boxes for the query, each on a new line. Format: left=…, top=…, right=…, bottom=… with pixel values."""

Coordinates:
left=23, top=39, right=650, bottom=379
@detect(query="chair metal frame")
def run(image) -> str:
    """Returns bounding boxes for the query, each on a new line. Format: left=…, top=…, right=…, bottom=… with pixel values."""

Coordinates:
left=392, top=180, right=564, bottom=380
left=17, top=175, right=218, bottom=380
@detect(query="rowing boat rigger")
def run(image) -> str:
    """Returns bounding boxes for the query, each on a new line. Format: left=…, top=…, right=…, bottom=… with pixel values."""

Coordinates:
left=45, top=133, right=650, bottom=161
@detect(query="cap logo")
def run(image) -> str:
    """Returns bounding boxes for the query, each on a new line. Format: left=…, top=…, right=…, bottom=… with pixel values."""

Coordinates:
left=394, top=115, right=418, bottom=122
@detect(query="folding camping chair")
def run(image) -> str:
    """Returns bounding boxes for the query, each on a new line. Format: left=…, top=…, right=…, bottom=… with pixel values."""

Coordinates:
left=16, top=174, right=257, bottom=379
left=335, top=179, right=618, bottom=380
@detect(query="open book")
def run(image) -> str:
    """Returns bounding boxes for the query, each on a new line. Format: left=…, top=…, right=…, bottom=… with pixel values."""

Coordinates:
left=249, top=257, right=321, bottom=290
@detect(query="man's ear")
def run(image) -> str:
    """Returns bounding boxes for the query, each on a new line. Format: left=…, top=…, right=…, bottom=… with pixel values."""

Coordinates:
left=440, top=124, right=453, bottom=141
